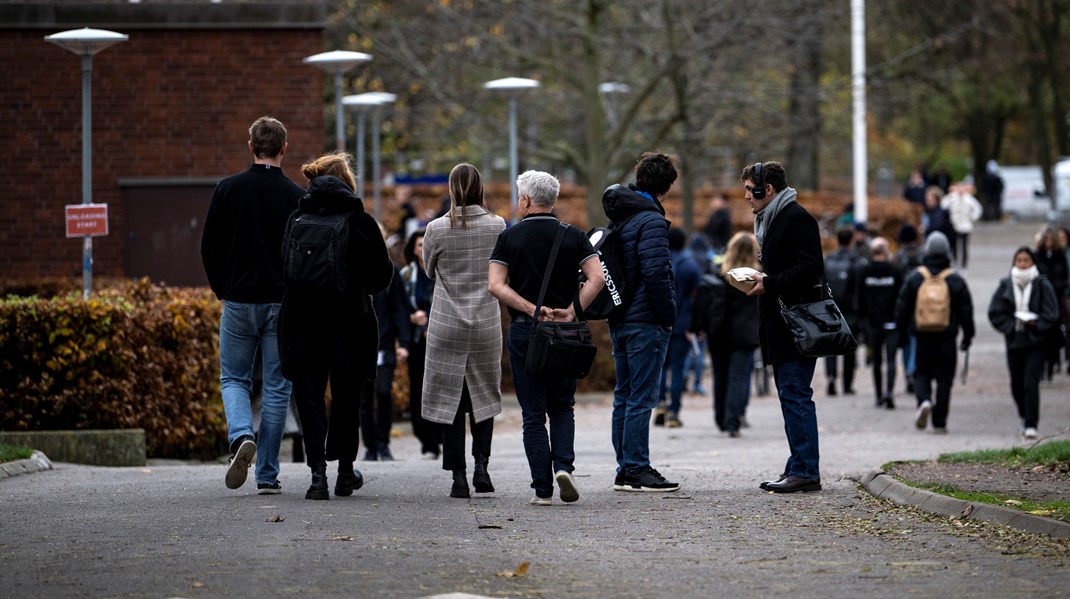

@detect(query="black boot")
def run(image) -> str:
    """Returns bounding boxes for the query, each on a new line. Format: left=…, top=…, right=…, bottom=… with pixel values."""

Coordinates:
left=450, top=469, right=470, bottom=498
left=472, top=454, right=494, bottom=493
left=305, top=464, right=329, bottom=500
left=335, top=462, right=364, bottom=497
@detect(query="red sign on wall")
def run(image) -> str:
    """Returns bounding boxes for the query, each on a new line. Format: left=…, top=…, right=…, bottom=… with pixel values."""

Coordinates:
left=65, top=204, right=109, bottom=238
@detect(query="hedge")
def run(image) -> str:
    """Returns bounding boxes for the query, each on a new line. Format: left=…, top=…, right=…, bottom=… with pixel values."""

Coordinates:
left=0, top=278, right=226, bottom=459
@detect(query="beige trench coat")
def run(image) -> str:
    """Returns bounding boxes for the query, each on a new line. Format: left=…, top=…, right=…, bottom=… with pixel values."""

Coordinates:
left=421, top=205, right=506, bottom=424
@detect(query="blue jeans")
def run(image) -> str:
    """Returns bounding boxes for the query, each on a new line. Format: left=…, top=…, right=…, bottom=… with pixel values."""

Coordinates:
left=685, top=336, right=707, bottom=390
left=659, top=333, right=691, bottom=416
left=508, top=323, right=576, bottom=498
left=610, top=323, right=670, bottom=475
left=219, top=301, right=291, bottom=485
left=771, top=358, right=820, bottom=480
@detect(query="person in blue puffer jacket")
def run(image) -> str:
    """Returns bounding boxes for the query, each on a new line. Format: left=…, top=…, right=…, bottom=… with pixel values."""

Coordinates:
left=603, top=152, right=679, bottom=493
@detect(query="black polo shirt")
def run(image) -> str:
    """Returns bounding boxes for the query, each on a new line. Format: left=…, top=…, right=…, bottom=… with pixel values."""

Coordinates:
left=489, top=213, right=598, bottom=320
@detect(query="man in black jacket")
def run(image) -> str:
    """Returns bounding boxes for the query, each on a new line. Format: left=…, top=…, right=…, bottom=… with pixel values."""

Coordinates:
left=858, top=237, right=903, bottom=409
left=200, top=116, right=306, bottom=494
left=742, top=161, right=823, bottom=493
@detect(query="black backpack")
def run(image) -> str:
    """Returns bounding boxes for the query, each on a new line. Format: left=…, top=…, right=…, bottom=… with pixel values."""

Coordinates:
left=580, top=214, right=639, bottom=320
left=824, top=250, right=858, bottom=304
left=690, top=272, right=727, bottom=335
left=282, top=210, right=353, bottom=292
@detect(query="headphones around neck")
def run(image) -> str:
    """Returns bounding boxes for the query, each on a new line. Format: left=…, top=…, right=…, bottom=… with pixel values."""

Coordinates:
left=751, top=162, right=766, bottom=200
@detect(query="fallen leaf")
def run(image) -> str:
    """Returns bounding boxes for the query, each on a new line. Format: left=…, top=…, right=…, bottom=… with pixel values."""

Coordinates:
left=960, top=505, right=974, bottom=519
left=191, top=581, right=205, bottom=588
left=478, top=524, right=503, bottom=529
left=265, top=514, right=285, bottom=523
left=1027, top=510, right=1053, bottom=516
left=331, top=535, right=353, bottom=541
left=139, top=469, right=152, bottom=474
left=497, top=561, right=530, bottom=577
left=1004, top=499, right=1023, bottom=506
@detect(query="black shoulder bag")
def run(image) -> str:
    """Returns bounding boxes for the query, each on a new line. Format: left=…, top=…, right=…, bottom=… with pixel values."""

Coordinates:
left=524, top=222, right=598, bottom=379
left=778, top=276, right=858, bottom=358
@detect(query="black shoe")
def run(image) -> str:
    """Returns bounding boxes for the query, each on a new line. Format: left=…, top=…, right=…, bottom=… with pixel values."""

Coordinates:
left=225, top=437, right=256, bottom=490
left=613, top=472, right=627, bottom=491
left=334, top=464, right=364, bottom=497
left=844, top=388, right=856, bottom=396
left=884, top=395, right=896, bottom=410
left=362, top=449, right=378, bottom=462
left=875, top=396, right=886, bottom=408
left=305, top=465, right=330, bottom=500
left=450, top=470, right=470, bottom=498
left=256, top=481, right=281, bottom=495
left=759, top=473, right=787, bottom=490
left=377, top=443, right=394, bottom=462
left=619, top=466, right=680, bottom=492
left=827, top=383, right=837, bottom=396
left=653, top=406, right=666, bottom=426
left=906, top=380, right=914, bottom=394
left=766, top=476, right=821, bottom=493
left=472, top=455, right=494, bottom=493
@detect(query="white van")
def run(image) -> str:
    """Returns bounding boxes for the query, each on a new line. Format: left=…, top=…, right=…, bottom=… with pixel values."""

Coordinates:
left=1053, top=159, right=1070, bottom=223
left=1000, top=166, right=1051, bottom=221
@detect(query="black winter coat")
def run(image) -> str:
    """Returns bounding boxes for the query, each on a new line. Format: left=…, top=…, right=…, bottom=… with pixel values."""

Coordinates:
left=373, top=265, right=413, bottom=365
left=692, top=271, right=759, bottom=351
left=756, top=201, right=825, bottom=364
left=988, top=275, right=1059, bottom=350
left=277, top=175, right=394, bottom=381
left=858, top=260, right=903, bottom=328
left=602, top=184, right=676, bottom=328
left=1034, top=249, right=1069, bottom=297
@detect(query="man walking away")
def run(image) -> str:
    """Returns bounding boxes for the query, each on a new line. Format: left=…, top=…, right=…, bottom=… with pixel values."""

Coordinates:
left=858, top=238, right=903, bottom=409
left=823, top=228, right=862, bottom=396
left=200, top=116, right=306, bottom=494
left=742, top=161, right=824, bottom=494
left=604, top=152, right=680, bottom=493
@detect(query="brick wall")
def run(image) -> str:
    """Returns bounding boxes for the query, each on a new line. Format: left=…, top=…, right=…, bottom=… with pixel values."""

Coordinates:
left=0, top=26, right=325, bottom=280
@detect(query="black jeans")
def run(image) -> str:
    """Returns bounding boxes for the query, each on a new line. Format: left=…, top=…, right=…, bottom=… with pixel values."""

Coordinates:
left=508, top=322, right=577, bottom=498
left=360, top=362, right=395, bottom=450
left=290, top=356, right=364, bottom=469
left=1007, top=344, right=1045, bottom=428
left=441, top=380, right=493, bottom=472
left=824, top=350, right=856, bottom=392
left=867, top=325, right=899, bottom=400
left=914, top=336, right=957, bottom=428
left=407, top=337, right=441, bottom=455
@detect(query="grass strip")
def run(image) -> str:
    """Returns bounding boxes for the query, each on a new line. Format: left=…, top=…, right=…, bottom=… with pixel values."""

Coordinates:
left=0, top=443, right=34, bottom=464
left=937, top=440, right=1070, bottom=469
left=898, top=479, right=1070, bottom=523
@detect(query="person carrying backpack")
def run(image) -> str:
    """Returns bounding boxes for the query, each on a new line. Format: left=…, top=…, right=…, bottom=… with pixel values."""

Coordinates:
left=895, top=231, right=975, bottom=434
left=823, top=228, right=862, bottom=396
left=278, top=152, right=394, bottom=500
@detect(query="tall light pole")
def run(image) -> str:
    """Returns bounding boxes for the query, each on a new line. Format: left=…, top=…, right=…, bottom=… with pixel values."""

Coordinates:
left=343, top=91, right=395, bottom=222
left=851, top=0, right=868, bottom=224
left=484, top=77, right=540, bottom=223
left=45, top=27, right=128, bottom=300
left=598, top=81, right=630, bottom=131
left=303, top=50, right=372, bottom=151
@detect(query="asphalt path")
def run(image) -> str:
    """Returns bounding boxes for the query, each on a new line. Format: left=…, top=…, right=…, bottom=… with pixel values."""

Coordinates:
left=1, top=220, right=1068, bottom=598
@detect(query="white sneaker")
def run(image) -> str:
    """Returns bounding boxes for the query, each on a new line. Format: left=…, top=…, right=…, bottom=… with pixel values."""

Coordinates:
left=225, top=438, right=257, bottom=489
left=555, top=470, right=580, bottom=503
left=914, top=401, right=932, bottom=430
left=1023, top=427, right=1038, bottom=440
left=530, top=496, right=552, bottom=506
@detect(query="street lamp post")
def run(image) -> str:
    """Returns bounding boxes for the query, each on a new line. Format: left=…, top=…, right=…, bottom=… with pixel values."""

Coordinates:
left=303, top=50, right=372, bottom=152
left=343, top=92, right=395, bottom=222
left=483, top=77, right=540, bottom=223
left=598, top=81, right=630, bottom=130
left=45, top=27, right=128, bottom=300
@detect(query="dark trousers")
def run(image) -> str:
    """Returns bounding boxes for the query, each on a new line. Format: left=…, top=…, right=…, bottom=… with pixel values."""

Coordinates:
left=711, top=348, right=754, bottom=432
left=441, top=380, right=493, bottom=472
left=914, top=337, right=957, bottom=428
left=360, top=362, right=395, bottom=450
left=290, top=357, right=364, bottom=469
left=508, top=322, right=576, bottom=498
left=824, top=348, right=856, bottom=392
left=954, top=232, right=971, bottom=268
left=1007, top=344, right=1045, bottom=428
left=867, top=325, right=899, bottom=400
left=659, top=333, right=691, bottom=416
left=407, top=338, right=441, bottom=455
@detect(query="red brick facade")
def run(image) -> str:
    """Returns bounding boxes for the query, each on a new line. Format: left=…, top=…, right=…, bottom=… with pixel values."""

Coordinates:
left=1, top=4, right=327, bottom=283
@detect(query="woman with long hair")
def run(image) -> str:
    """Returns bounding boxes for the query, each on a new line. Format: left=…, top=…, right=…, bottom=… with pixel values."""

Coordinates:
left=1034, top=227, right=1069, bottom=380
left=278, top=152, right=393, bottom=499
left=421, top=163, right=506, bottom=498
left=399, top=229, right=441, bottom=459
left=988, top=246, right=1059, bottom=439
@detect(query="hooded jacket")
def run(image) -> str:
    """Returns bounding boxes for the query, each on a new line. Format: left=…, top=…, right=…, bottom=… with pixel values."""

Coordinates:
left=602, top=184, right=676, bottom=328
left=988, top=273, right=1059, bottom=350
left=894, top=252, right=975, bottom=344
left=277, top=175, right=394, bottom=380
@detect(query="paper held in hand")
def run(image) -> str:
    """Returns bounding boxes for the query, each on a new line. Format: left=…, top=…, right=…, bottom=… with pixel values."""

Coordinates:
left=726, top=267, right=763, bottom=293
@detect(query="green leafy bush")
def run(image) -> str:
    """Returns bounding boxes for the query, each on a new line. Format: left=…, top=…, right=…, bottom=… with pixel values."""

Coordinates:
left=0, top=278, right=226, bottom=459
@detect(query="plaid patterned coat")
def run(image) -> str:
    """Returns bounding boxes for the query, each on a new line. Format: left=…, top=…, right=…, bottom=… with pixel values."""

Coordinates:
left=421, top=205, right=506, bottom=424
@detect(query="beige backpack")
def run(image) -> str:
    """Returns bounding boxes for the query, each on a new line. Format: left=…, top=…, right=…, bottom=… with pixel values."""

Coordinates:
left=914, top=266, right=953, bottom=333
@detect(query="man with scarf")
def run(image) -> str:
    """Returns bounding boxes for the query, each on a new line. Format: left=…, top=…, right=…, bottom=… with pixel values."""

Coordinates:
left=741, top=161, right=824, bottom=493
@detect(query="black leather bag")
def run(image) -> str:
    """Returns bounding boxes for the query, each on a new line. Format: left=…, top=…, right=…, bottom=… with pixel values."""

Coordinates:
left=778, top=281, right=858, bottom=358
left=524, top=222, right=597, bottom=379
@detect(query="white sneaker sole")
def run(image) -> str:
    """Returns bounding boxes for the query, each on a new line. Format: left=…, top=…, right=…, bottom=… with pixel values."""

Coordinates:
left=618, top=484, right=681, bottom=493
left=530, top=496, right=552, bottom=506
left=225, top=439, right=256, bottom=489
left=555, top=471, right=580, bottom=503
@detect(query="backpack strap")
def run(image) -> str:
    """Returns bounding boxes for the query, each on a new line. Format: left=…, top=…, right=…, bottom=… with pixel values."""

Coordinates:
left=531, top=222, right=583, bottom=324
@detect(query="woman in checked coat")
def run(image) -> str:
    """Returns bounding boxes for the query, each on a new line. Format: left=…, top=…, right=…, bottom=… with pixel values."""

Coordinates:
left=422, top=163, right=506, bottom=498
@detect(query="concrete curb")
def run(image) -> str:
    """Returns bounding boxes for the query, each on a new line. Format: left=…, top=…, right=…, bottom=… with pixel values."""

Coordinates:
left=0, top=451, right=53, bottom=481
left=861, top=467, right=1070, bottom=539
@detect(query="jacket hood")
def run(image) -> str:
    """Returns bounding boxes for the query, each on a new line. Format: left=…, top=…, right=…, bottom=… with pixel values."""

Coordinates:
left=922, top=253, right=951, bottom=273
left=300, top=175, right=365, bottom=215
left=601, top=183, right=665, bottom=222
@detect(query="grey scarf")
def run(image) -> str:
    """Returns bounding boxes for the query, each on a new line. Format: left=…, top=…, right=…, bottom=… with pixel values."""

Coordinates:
left=754, top=187, right=798, bottom=251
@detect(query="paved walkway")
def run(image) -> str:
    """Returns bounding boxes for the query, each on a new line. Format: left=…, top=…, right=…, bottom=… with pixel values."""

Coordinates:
left=1, top=221, right=1068, bottom=598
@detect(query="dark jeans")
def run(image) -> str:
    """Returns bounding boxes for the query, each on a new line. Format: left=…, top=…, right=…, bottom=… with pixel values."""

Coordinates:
left=360, top=362, right=395, bottom=450
left=1007, top=344, right=1045, bottom=428
left=440, top=380, right=493, bottom=472
left=508, top=322, right=577, bottom=498
left=824, top=346, right=856, bottom=392
left=867, top=325, right=899, bottom=400
left=659, top=333, right=691, bottom=416
left=711, top=348, right=754, bottom=433
left=290, top=357, right=364, bottom=469
left=954, top=232, right=971, bottom=268
left=407, top=337, right=441, bottom=455
left=914, top=336, right=957, bottom=428
left=771, top=358, right=820, bottom=480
